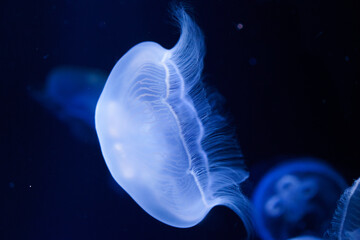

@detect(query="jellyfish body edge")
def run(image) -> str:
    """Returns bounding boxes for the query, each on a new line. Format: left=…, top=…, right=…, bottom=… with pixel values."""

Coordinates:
left=95, top=6, right=250, bottom=231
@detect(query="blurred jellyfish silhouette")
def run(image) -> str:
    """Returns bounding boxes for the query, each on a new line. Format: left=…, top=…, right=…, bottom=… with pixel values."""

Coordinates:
left=95, top=5, right=251, bottom=235
left=325, top=177, right=360, bottom=240
left=31, top=66, right=107, bottom=142
left=252, top=158, right=347, bottom=240
left=287, top=236, right=322, bottom=240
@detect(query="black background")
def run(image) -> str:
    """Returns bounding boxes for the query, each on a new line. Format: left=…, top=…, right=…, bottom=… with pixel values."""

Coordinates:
left=1, top=0, right=359, bottom=239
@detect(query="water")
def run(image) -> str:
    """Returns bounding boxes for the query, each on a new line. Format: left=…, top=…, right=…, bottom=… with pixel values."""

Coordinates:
left=1, top=0, right=359, bottom=239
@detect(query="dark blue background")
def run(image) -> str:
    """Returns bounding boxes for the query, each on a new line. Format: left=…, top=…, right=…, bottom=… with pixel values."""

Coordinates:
left=1, top=0, right=359, bottom=239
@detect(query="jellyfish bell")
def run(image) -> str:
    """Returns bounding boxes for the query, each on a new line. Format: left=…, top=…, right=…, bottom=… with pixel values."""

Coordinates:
left=30, top=66, right=107, bottom=142
left=344, top=229, right=360, bottom=240
left=287, top=236, right=322, bottom=240
left=252, top=158, right=347, bottom=240
left=265, top=174, right=319, bottom=223
left=325, top=177, right=360, bottom=240
left=95, top=5, right=251, bottom=235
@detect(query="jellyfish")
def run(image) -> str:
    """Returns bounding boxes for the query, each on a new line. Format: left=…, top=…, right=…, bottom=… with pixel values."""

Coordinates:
left=287, top=236, right=322, bottom=240
left=325, top=177, right=360, bottom=240
left=31, top=66, right=107, bottom=141
left=95, top=5, right=251, bottom=235
left=252, top=158, right=347, bottom=240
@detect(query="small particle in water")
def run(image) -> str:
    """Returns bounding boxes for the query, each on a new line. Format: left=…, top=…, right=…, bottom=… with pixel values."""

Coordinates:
left=43, top=54, right=49, bottom=60
left=345, top=56, right=350, bottom=62
left=236, top=23, right=244, bottom=30
left=322, top=99, right=326, bottom=104
left=249, top=57, right=257, bottom=66
left=29, top=185, right=32, bottom=188
left=9, top=182, right=15, bottom=189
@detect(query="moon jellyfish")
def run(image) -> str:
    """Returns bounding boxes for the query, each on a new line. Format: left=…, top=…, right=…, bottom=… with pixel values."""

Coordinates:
left=252, top=158, right=347, bottom=240
left=287, top=236, right=322, bottom=240
left=31, top=66, right=107, bottom=141
left=95, top=6, right=251, bottom=234
left=325, top=177, right=360, bottom=240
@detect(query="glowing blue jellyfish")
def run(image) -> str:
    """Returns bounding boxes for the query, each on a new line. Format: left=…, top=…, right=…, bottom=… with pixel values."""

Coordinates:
left=325, top=177, right=360, bottom=240
left=32, top=66, right=107, bottom=141
left=287, top=236, right=322, bottom=240
left=95, top=6, right=251, bottom=234
left=252, top=158, right=347, bottom=240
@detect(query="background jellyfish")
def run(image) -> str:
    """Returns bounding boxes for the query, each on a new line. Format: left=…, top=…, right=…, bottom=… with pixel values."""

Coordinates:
left=95, top=5, right=251, bottom=235
left=252, top=158, right=347, bottom=240
left=2, top=0, right=359, bottom=239
left=325, top=177, right=360, bottom=240
left=31, top=66, right=107, bottom=142
left=287, top=236, right=322, bottom=240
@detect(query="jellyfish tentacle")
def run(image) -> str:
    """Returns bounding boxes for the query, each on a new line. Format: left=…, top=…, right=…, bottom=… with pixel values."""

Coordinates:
left=95, top=4, right=250, bottom=234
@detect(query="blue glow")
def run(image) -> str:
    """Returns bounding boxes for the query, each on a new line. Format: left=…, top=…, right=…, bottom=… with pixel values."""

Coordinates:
left=252, top=158, right=347, bottom=240
left=287, top=236, right=322, bottom=240
left=32, top=66, right=107, bottom=140
left=95, top=6, right=251, bottom=234
left=325, top=177, right=360, bottom=240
